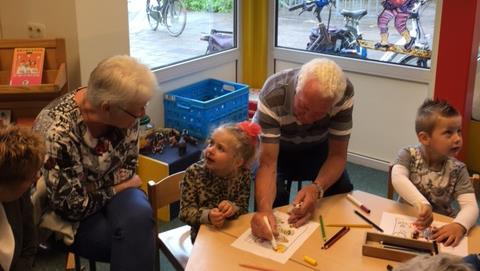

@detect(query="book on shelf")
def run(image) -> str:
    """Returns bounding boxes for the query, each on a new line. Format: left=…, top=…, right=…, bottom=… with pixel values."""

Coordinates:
left=9, top=47, right=45, bottom=86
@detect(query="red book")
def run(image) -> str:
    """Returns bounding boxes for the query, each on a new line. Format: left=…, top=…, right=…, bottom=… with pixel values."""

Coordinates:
left=9, top=47, right=45, bottom=86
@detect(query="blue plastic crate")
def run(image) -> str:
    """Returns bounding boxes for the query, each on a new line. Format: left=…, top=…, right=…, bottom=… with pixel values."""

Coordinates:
left=164, top=78, right=249, bottom=139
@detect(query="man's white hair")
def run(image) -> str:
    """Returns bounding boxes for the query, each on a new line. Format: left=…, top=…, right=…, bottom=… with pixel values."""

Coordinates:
left=296, top=58, right=347, bottom=105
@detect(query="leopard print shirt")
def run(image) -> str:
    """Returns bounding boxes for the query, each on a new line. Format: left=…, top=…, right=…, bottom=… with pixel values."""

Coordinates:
left=33, top=89, right=139, bottom=221
left=179, top=159, right=251, bottom=242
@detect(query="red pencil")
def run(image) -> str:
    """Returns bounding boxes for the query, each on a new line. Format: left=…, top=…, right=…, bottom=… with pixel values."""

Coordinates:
left=321, top=226, right=350, bottom=249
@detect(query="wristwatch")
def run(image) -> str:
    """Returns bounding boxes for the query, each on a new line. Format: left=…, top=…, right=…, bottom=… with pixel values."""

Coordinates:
left=312, top=182, right=324, bottom=199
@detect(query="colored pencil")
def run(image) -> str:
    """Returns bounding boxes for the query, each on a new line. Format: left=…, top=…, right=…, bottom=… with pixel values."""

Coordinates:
left=319, top=215, right=327, bottom=241
left=322, top=226, right=350, bottom=249
left=262, top=216, right=277, bottom=250
left=346, top=194, right=371, bottom=214
left=353, top=210, right=384, bottom=232
left=381, top=241, right=432, bottom=254
left=326, top=224, right=372, bottom=228
left=239, top=263, right=277, bottom=271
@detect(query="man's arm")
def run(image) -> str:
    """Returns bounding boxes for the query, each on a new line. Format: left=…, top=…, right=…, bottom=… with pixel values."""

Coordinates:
left=288, top=137, right=349, bottom=227
left=255, top=142, right=279, bottom=212
left=314, top=137, right=349, bottom=191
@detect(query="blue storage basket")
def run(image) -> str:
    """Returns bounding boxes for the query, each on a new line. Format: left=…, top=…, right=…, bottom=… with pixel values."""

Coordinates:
left=164, top=79, right=249, bottom=140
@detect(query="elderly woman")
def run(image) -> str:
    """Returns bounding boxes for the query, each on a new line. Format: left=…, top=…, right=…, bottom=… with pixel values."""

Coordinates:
left=33, top=55, right=158, bottom=270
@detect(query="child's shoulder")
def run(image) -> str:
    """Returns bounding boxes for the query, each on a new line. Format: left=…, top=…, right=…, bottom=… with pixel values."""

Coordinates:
left=446, top=155, right=467, bottom=171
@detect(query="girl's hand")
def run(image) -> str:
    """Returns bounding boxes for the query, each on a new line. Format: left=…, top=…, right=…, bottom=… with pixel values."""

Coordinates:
left=414, top=204, right=433, bottom=229
left=209, top=208, right=225, bottom=228
left=432, top=222, right=466, bottom=247
left=218, top=200, right=235, bottom=217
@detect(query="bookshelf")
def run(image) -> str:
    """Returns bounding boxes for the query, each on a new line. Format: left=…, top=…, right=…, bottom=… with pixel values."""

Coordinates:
left=0, top=38, right=67, bottom=120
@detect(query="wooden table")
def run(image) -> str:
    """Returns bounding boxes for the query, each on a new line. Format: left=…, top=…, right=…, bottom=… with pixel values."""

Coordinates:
left=186, top=190, right=480, bottom=271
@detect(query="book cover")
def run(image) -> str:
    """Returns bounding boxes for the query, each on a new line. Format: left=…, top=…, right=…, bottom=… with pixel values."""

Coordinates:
left=9, top=47, right=45, bottom=86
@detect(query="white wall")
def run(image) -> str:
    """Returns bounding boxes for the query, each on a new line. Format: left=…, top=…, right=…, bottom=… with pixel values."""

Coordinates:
left=0, top=0, right=80, bottom=88
left=0, top=0, right=129, bottom=89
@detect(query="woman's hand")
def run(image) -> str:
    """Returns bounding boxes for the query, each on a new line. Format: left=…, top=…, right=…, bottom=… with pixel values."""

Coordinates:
left=113, top=174, right=142, bottom=194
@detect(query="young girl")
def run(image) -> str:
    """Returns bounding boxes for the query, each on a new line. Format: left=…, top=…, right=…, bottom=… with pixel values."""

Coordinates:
left=392, top=99, right=478, bottom=247
left=179, top=121, right=261, bottom=243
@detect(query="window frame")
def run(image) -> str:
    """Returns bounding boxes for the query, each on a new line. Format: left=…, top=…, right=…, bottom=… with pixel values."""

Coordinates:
left=269, top=0, right=442, bottom=83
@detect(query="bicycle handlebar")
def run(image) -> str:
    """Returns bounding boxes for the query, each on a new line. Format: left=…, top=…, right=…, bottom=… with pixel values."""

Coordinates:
left=288, top=2, right=305, bottom=11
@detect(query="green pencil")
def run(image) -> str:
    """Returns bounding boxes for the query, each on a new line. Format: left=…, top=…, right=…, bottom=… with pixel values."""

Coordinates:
left=319, top=215, right=327, bottom=242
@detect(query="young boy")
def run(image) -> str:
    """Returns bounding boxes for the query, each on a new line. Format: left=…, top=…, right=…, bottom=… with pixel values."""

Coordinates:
left=391, top=99, right=478, bottom=247
left=0, top=125, right=45, bottom=271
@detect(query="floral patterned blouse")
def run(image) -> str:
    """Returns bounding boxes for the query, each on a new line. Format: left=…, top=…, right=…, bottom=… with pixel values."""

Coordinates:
left=33, top=89, right=139, bottom=221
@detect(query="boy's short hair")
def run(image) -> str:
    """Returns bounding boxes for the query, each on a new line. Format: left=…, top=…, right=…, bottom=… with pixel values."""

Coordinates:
left=394, top=254, right=473, bottom=271
left=0, top=125, right=45, bottom=185
left=415, top=99, right=460, bottom=134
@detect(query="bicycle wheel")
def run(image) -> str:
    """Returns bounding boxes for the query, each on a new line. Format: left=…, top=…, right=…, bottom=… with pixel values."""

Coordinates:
left=146, top=0, right=160, bottom=31
left=399, top=55, right=429, bottom=68
left=165, top=0, right=187, bottom=37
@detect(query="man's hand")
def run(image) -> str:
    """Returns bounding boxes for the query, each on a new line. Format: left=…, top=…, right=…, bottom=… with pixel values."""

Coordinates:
left=251, top=211, right=278, bottom=240
left=414, top=203, right=433, bottom=230
left=432, top=222, right=466, bottom=247
left=209, top=208, right=225, bottom=228
left=218, top=200, right=235, bottom=218
left=288, top=184, right=317, bottom=227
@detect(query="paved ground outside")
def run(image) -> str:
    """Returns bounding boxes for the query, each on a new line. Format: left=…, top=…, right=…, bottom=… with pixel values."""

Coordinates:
left=128, top=0, right=437, bottom=69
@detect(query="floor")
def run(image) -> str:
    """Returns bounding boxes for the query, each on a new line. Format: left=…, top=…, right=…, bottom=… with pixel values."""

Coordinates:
left=32, top=162, right=388, bottom=271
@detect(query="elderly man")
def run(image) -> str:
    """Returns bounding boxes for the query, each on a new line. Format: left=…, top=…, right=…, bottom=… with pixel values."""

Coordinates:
left=251, top=58, right=354, bottom=239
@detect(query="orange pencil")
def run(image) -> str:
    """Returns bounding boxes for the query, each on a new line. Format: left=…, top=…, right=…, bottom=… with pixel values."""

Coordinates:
left=239, top=263, right=278, bottom=271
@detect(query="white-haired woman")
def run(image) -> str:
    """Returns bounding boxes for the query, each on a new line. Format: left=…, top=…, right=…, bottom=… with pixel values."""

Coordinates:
left=33, top=55, right=158, bottom=270
left=251, top=58, right=354, bottom=240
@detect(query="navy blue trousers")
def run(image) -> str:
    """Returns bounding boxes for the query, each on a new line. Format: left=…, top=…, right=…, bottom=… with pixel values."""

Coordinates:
left=273, top=141, right=353, bottom=207
left=70, top=188, right=155, bottom=271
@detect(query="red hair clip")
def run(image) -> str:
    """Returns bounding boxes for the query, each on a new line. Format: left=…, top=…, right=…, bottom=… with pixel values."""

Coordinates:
left=237, top=121, right=261, bottom=145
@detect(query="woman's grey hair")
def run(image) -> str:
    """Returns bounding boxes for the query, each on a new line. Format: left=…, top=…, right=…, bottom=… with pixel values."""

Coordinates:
left=296, top=58, right=347, bottom=105
left=394, top=254, right=473, bottom=271
left=86, top=55, right=158, bottom=107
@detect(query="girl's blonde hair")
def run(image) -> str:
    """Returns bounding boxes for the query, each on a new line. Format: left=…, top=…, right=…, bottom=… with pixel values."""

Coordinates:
left=0, top=125, right=45, bottom=185
left=214, top=121, right=261, bottom=168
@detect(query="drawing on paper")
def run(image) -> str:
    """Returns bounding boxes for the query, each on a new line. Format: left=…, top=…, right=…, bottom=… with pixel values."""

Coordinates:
left=247, top=213, right=303, bottom=253
left=231, top=211, right=318, bottom=264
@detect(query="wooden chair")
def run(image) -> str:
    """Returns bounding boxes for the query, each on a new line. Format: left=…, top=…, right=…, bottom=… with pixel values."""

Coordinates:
left=147, top=171, right=192, bottom=271
left=387, top=164, right=395, bottom=200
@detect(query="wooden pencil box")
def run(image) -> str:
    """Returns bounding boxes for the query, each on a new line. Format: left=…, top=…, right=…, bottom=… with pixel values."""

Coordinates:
left=362, top=232, right=436, bottom=262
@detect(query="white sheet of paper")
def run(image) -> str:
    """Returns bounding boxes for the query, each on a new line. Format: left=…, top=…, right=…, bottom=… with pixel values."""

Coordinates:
left=231, top=211, right=318, bottom=264
left=379, top=212, right=468, bottom=257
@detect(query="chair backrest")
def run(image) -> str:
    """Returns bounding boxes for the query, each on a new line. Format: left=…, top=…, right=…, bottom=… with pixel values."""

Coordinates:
left=147, top=171, right=186, bottom=210
left=387, top=164, right=394, bottom=200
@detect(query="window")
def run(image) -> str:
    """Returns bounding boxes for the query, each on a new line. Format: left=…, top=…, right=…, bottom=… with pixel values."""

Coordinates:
left=128, top=0, right=236, bottom=69
left=276, top=0, right=436, bottom=69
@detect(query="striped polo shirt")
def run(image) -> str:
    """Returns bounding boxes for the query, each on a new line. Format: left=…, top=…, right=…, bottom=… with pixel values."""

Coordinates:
left=252, top=68, right=354, bottom=151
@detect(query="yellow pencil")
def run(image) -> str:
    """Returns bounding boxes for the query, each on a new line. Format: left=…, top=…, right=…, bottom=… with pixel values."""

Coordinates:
left=325, top=224, right=372, bottom=228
